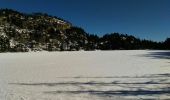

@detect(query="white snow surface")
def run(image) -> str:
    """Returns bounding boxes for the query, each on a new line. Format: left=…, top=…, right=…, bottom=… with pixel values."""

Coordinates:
left=0, top=50, right=170, bottom=100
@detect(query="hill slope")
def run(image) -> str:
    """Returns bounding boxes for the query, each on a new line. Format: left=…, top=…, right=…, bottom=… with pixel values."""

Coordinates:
left=0, top=9, right=88, bottom=52
left=0, top=9, right=169, bottom=52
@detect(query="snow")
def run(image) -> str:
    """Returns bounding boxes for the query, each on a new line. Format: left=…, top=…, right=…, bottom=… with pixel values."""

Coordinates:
left=0, top=26, right=7, bottom=38
left=0, top=50, right=170, bottom=100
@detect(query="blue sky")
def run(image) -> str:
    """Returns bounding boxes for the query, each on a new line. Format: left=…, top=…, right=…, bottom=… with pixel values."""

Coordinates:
left=0, top=0, right=170, bottom=41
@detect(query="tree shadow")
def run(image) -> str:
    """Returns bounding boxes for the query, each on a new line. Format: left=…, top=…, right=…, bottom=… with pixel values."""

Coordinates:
left=140, top=51, right=170, bottom=59
left=9, top=73, right=170, bottom=98
left=9, top=81, right=170, bottom=86
left=43, top=89, right=170, bottom=96
left=9, top=73, right=170, bottom=86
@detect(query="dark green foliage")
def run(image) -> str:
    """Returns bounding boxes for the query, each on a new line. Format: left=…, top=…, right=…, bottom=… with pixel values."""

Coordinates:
left=164, top=38, right=170, bottom=50
left=100, top=33, right=140, bottom=50
left=65, top=27, right=87, bottom=50
left=85, top=34, right=99, bottom=50
left=0, top=36, right=9, bottom=52
left=99, top=33, right=165, bottom=50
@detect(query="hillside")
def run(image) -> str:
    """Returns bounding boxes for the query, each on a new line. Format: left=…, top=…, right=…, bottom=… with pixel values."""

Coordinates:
left=0, top=9, right=169, bottom=52
left=0, top=9, right=88, bottom=52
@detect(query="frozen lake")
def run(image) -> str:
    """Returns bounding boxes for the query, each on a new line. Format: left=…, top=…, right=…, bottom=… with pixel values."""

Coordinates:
left=0, top=50, right=170, bottom=100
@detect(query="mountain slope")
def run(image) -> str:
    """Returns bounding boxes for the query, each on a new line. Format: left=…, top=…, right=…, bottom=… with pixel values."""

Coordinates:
left=0, top=9, right=168, bottom=52
left=0, top=9, right=88, bottom=52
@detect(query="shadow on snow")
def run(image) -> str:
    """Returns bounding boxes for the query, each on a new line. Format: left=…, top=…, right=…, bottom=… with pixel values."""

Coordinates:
left=139, top=51, right=170, bottom=59
left=9, top=73, right=170, bottom=97
left=43, top=89, right=170, bottom=96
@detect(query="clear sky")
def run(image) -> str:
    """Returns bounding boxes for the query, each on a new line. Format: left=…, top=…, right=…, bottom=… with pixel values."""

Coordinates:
left=0, top=0, right=170, bottom=41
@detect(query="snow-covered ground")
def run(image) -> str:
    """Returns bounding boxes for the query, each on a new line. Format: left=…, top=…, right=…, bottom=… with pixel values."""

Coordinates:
left=0, top=50, right=170, bottom=100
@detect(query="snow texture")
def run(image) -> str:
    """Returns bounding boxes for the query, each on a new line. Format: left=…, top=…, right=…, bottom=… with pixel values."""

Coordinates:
left=0, top=50, right=170, bottom=100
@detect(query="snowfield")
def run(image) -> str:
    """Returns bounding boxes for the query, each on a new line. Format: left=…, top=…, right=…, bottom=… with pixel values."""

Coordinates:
left=0, top=50, right=170, bottom=100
